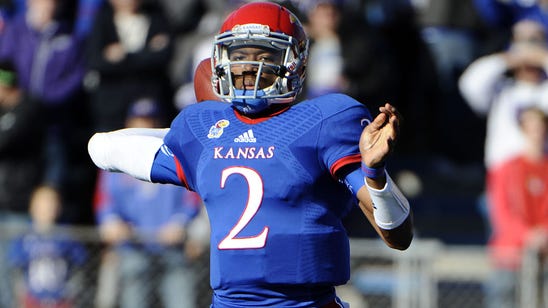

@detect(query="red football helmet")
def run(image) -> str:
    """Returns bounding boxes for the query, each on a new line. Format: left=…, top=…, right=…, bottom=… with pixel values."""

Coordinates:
left=211, top=1, right=309, bottom=114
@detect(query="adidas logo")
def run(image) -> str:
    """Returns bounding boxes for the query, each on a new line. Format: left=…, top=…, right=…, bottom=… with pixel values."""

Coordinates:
left=234, top=129, right=257, bottom=143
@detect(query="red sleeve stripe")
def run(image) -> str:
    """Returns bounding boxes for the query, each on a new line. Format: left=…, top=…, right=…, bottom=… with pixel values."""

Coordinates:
left=330, top=154, right=362, bottom=178
left=174, top=156, right=191, bottom=190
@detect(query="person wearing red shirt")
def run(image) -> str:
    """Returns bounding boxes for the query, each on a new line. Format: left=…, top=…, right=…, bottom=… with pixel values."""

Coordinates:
left=487, top=106, right=548, bottom=308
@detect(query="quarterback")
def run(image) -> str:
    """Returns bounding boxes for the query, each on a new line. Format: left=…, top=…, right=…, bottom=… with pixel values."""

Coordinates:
left=88, top=2, right=413, bottom=307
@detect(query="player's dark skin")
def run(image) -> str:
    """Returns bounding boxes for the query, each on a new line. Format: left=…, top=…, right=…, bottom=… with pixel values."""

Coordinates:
left=228, top=46, right=413, bottom=251
left=228, top=47, right=282, bottom=90
left=358, top=103, right=413, bottom=250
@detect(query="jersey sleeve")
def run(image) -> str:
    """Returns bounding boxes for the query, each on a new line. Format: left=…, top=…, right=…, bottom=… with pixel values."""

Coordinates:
left=150, top=144, right=186, bottom=186
left=316, top=94, right=372, bottom=178
left=151, top=109, right=201, bottom=190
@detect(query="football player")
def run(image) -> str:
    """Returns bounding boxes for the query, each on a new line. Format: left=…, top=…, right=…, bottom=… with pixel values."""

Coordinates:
left=88, top=2, right=413, bottom=307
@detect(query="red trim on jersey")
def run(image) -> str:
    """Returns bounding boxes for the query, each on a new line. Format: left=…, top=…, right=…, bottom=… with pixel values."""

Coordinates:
left=233, top=105, right=290, bottom=124
left=173, top=156, right=190, bottom=190
left=93, top=170, right=110, bottom=213
left=330, top=154, right=362, bottom=178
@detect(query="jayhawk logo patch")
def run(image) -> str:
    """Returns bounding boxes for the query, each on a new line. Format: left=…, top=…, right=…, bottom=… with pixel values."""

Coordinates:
left=208, top=119, right=230, bottom=139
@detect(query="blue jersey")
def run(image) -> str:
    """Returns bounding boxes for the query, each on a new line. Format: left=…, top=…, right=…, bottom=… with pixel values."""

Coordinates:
left=8, top=231, right=87, bottom=301
left=151, top=93, right=371, bottom=307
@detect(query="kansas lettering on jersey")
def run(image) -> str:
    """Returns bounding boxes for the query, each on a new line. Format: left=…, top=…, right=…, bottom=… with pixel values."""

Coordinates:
left=213, top=146, right=275, bottom=159
left=151, top=93, right=371, bottom=307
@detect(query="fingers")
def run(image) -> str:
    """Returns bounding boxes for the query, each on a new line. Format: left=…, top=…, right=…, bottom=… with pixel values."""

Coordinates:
left=377, top=103, right=401, bottom=145
left=368, top=111, right=388, bottom=130
left=366, top=103, right=390, bottom=128
left=362, top=103, right=401, bottom=151
left=379, top=102, right=394, bottom=113
left=379, top=103, right=400, bottom=120
left=379, top=103, right=401, bottom=131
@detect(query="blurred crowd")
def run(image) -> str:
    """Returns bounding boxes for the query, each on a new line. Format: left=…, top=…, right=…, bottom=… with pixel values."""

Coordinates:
left=0, top=0, right=547, bottom=307
left=0, top=0, right=496, bottom=225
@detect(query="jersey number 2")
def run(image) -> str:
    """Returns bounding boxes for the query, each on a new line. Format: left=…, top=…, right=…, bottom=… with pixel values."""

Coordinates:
left=218, top=166, right=269, bottom=250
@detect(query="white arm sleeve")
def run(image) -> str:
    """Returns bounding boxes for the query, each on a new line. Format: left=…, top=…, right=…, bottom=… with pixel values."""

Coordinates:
left=366, top=172, right=410, bottom=230
left=88, top=128, right=169, bottom=182
left=458, top=54, right=508, bottom=115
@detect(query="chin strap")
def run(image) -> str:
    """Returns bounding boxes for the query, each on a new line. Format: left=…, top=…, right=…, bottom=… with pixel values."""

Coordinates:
left=232, top=89, right=270, bottom=114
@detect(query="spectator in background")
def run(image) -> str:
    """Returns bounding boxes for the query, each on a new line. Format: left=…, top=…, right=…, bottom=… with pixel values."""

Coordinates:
left=85, top=0, right=175, bottom=132
left=344, top=0, right=439, bottom=158
left=0, top=0, right=17, bottom=35
left=0, top=0, right=26, bottom=31
left=412, top=0, right=489, bottom=163
left=172, top=0, right=244, bottom=110
left=474, top=0, right=548, bottom=42
left=0, top=0, right=96, bottom=225
left=0, top=0, right=87, bottom=190
left=8, top=184, right=88, bottom=308
left=0, top=0, right=103, bottom=38
left=0, top=60, right=44, bottom=228
left=459, top=19, right=548, bottom=229
left=303, top=0, right=345, bottom=99
left=154, top=0, right=203, bottom=35
left=172, top=9, right=222, bottom=110
left=471, top=0, right=548, bottom=98
left=74, top=0, right=105, bottom=38
left=486, top=106, right=548, bottom=308
left=94, top=98, right=203, bottom=308
left=293, top=0, right=435, bottom=157
left=0, top=60, right=45, bottom=308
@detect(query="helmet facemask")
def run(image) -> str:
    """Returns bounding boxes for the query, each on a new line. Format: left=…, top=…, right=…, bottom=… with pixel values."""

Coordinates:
left=212, top=23, right=307, bottom=114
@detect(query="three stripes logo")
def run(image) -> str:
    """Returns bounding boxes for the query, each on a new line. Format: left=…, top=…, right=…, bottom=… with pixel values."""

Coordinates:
left=160, top=144, right=174, bottom=157
left=234, top=129, right=257, bottom=143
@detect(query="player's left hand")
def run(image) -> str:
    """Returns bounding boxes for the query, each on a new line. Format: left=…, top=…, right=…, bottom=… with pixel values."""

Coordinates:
left=360, top=103, right=401, bottom=168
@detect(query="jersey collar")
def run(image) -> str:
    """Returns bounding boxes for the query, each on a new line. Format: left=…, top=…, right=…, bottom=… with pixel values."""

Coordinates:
left=233, top=105, right=291, bottom=124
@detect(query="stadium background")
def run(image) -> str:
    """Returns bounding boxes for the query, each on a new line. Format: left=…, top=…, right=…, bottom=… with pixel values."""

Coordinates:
left=0, top=0, right=545, bottom=307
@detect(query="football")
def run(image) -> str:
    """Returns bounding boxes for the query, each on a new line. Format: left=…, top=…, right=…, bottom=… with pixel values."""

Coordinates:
left=194, top=58, right=218, bottom=102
